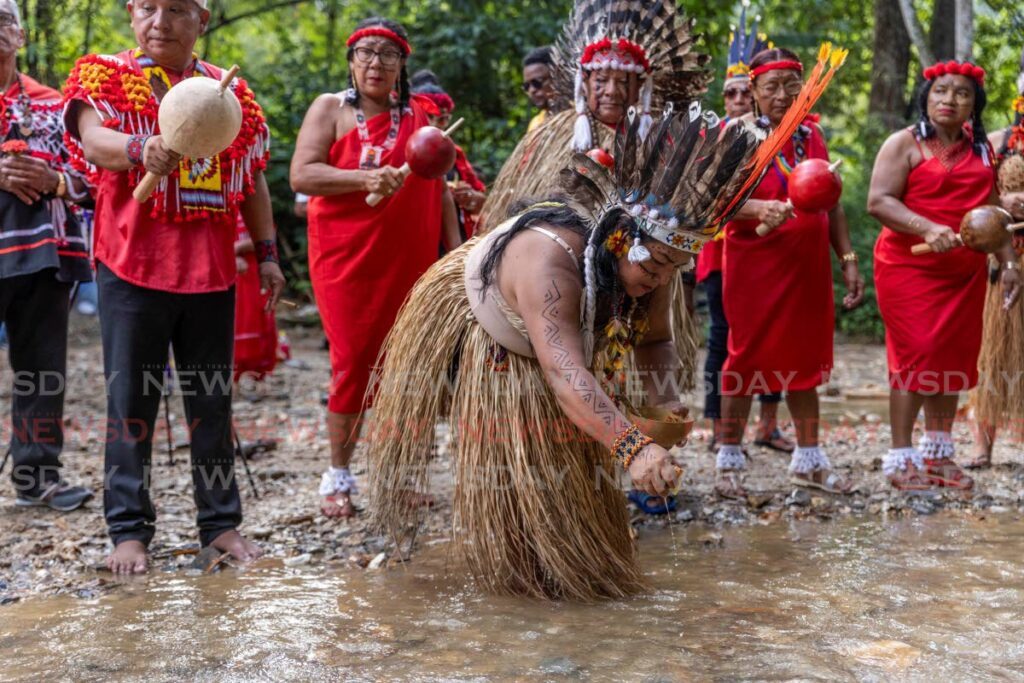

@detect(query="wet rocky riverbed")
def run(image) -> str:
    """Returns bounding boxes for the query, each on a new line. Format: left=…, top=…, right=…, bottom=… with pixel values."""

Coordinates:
left=1, top=315, right=1023, bottom=611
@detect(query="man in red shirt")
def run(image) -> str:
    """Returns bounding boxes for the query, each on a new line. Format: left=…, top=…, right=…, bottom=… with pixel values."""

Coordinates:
left=63, top=0, right=284, bottom=574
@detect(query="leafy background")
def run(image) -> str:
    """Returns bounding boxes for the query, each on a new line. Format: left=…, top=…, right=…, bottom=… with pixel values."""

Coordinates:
left=22, top=0, right=1024, bottom=338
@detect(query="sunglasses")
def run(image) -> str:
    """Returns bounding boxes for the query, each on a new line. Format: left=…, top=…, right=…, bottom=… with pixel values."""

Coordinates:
left=521, top=78, right=548, bottom=92
left=724, top=87, right=751, bottom=99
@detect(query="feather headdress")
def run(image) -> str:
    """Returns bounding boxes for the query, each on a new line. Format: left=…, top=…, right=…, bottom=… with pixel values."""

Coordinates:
left=551, top=0, right=712, bottom=152
left=726, top=0, right=770, bottom=86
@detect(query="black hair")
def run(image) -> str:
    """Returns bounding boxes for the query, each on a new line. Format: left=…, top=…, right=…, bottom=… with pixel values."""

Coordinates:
left=477, top=202, right=649, bottom=312
left=748, top=47, right=802, bottom=77
left=915, top=70, right=989, bottom=159
left=411, top=83, right=447, bottom=97
left=345, top=17, right=411, bottom=109
left=410, top=69, right=441, bottom=90
left=523, top=46, right=553, bottom=68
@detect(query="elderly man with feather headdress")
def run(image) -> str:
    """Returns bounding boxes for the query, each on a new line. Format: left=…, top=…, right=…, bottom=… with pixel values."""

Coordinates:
left=480, top=0, right=711, bottom=233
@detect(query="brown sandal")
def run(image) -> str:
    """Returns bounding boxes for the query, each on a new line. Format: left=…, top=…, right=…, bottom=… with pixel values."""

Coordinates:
left=321, top=492, right=357, bottom=518
left=922, top=457, right=974, bottom=490
left=888, top=467, right=932, bottom=491
left=715, top=470, right=747, bottom=500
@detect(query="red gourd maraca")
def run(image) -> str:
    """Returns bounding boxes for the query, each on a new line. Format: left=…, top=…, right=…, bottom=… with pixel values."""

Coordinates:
left=365, top=118, right=464, bottom=207
left=406, top=126, right=457, bottom=179
left=756, top=158, right=843, bottom=236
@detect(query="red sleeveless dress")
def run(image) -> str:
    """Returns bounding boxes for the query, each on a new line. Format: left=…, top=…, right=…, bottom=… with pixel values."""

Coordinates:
left=307, top=101, right=443, bottom=413
left=721, top=124, right=835, bottom=395
left=874, top=131, right=993, bottom=393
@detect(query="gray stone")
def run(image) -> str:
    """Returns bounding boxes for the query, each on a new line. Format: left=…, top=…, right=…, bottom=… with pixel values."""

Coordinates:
left=785, top=489, right=812, bottom=507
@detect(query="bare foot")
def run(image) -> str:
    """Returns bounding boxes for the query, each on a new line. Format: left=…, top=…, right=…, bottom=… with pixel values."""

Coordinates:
left=397, top=490, right=435, bottom=511
left=321, top=492, right=357, bottom=519
left=209, top=529, right=263, bottom=563
left=107, top=540, right=148, bottom=575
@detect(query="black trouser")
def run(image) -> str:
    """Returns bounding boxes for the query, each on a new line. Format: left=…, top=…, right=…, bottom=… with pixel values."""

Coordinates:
left=2, top=270, right=72, bottom=493
left=701, top=271, right=781, bottom=420
left=97, top=264, right=240, bottom=547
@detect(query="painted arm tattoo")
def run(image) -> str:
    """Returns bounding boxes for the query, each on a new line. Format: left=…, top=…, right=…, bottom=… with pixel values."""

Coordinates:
left=539, top=280, right=631, bottom=440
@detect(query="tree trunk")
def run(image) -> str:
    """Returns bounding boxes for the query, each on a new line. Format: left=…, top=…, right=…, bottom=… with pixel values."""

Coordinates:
left=869, top=0, right=911, bottom=129
left=896, top=0, right=935, bottom=67
left=929, top=0, right=956, bottom=61
left=953, top=0, right=973, bottom=60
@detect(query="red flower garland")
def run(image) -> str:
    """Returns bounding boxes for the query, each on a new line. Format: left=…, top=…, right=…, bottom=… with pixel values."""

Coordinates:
left=581, top=38, right=650, bottom=72
left=922, top=60, right=986, bottom=86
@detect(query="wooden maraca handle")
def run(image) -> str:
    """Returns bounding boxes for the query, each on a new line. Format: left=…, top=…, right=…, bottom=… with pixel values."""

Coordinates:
left=755, top=200, right=793, bottom=237
left=133, top=171, right=164, bottom=203
left=911, top=234, right=963, bottom=255
left=219, top=64, right=240, bottom=92
left=365, top=163, right=411, bottom=207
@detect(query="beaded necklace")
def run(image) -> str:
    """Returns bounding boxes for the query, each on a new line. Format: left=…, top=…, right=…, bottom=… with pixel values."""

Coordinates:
left=348, top=89, right=401, bottom=169
left=1, top=72, right=34, bottom=139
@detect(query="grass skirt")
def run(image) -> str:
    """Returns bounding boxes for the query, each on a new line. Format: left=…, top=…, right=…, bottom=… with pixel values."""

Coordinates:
left=367, top=240, right=646, bottom=600
left=972, top=254, right=1024, bottom=437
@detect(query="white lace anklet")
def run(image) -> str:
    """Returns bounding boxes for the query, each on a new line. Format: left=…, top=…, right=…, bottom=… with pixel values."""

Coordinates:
left=920, top=431, right=954, bottom=460
left=789, top=446, right=831, bottom=474
left=716, top=445, right=745, bottom=471
left=319, top=467, right=358, bottom=496
left=883, top=447, right=922, bottom=476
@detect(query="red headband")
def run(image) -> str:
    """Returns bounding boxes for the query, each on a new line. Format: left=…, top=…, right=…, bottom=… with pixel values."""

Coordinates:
left=923, top=60, right=985, bottom=87
left=346, top=27, right=412, bottom=56
left=420, top=92, right=454, bottom=114
left=750, top=60, right=804, bottom=79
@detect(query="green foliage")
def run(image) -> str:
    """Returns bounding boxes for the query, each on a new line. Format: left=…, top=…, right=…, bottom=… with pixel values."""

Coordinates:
left=15, top=0, right=1024, bottom=338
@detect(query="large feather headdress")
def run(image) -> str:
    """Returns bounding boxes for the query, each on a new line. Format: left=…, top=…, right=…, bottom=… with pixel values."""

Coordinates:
left=551, top=0, right=712, bottom=153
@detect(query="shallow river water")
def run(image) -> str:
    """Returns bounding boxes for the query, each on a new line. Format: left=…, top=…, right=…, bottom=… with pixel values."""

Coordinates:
left=3, top=514, right=1024, bottom=682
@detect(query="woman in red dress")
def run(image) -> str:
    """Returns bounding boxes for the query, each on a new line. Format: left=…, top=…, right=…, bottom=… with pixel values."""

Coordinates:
left=291, top=18, right=460, bottom=517
left=716, top=48, right=865, bottom=499
left=868, top=61, right=1021, bottom=490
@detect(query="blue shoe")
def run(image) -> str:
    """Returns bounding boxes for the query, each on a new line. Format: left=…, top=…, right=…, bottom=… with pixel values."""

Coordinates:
left=627, top=489, right=677, bottom=515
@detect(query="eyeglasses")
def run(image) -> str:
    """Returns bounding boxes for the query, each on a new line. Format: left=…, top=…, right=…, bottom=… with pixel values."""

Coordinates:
left=352, top=46, right=403, bottom=67
left=521, top=78, right=549, bottom=92
left=755, top=80, right=803, bottom=97
left=0, top=13, right=18, bottom=27
left=724, top=87, right=750, bottom=99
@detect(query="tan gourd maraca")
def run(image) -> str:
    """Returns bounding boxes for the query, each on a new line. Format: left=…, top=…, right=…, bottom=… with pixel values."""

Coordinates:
left=133, top=65, right=243, bottom=203
left=911, top=205, right=1024, bottom=255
